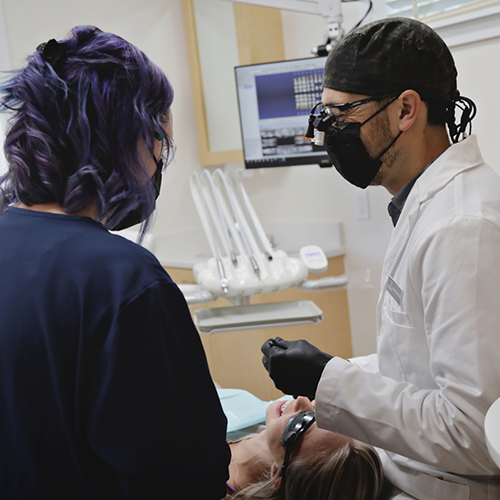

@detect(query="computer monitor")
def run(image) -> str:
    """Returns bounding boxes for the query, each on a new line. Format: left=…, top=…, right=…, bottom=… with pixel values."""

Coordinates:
left=235, top=56, right=331, bottom=169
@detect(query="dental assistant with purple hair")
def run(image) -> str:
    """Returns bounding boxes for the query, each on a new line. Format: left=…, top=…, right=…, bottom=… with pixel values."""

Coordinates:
left=0, top=26, right=230, bottom=499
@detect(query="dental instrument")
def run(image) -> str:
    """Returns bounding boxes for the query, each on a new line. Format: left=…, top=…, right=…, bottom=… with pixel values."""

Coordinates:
left=190, top=172, right=230, bottom=295
left=184, top=168, right=372, bottom=334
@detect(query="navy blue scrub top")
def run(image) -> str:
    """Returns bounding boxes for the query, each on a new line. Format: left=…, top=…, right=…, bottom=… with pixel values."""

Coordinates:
left=0, top=207, right=230, bottom=499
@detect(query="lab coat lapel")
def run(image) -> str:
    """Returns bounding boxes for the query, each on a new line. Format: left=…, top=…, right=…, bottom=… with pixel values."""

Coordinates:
left=416, top=135, right=483, bottom=205
left=376, top=195, right=420, bottom=329
left=376, top=135, right=483, bottom=330
left=382, top=194, right=420, bottom=282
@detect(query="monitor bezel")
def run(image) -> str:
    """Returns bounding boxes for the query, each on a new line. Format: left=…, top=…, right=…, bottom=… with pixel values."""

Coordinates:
left=234, top=56, right=331, bottom=170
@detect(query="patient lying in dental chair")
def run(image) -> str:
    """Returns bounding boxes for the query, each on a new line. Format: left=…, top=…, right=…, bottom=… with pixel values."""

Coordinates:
left=219, top=389, right=384, bottom=500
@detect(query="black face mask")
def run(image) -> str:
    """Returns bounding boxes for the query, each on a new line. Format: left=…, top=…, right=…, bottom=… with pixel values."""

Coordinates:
left=311, top=97, right=401, bottom=189
left=111, top=157, right=163, bottom=231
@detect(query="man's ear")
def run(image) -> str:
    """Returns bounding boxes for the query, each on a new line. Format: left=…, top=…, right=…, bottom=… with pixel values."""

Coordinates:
left=396, top=89, right=422, bottom=132
left=271, top=463, right=283, bottom=491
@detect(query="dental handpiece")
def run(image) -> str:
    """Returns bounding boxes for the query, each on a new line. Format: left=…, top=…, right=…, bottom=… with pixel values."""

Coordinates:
left=268, top=338, right=287, bottom=349
left=230, top=249, right=238, bottom=267
left=217, top=257, right=229, bottom=295
left=250, top=255, right=261, bottom=280
left=227, top=225, right=238, bottom=266
left=234, top=221, right=261, bottom=280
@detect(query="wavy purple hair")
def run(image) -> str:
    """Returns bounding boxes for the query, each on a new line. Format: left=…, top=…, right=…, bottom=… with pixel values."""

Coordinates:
left=0, top=26, right=174, bottom=231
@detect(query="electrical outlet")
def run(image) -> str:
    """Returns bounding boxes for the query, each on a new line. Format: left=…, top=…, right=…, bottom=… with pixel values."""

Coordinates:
left=356, top=190, right=370, bottom=220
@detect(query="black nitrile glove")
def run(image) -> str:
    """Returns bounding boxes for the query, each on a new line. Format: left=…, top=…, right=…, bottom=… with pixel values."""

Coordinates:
left=261, top=337, right=333, bottom=400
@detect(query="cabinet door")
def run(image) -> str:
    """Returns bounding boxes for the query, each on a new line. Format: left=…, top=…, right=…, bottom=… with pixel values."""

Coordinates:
left=165, top=256, right=352, bottom=401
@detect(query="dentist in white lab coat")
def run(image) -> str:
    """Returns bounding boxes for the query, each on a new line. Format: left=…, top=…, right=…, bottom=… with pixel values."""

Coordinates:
left=261, top=18, right=500, bottom=500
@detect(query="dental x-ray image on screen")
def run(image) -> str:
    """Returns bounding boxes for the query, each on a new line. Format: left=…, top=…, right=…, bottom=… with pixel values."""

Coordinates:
left=235, top=57, right=331, bottom=169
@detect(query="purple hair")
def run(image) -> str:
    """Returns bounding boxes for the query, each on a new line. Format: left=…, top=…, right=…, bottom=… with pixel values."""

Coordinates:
left=0, top=26, right=174, bottom=231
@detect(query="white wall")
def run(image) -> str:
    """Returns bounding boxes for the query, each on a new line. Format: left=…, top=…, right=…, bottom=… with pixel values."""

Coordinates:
left=1, top=0, right=205, bottom=236
left=2, top=0, right=500, bottom=356
left=0, top=0, right=10, bottom=176
left=452, top=36, right=500, bottom=174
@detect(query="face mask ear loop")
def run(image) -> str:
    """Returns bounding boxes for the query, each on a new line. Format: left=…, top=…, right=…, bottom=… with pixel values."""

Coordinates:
left=375, top=130, right=403, bottom=162
left=358, top=95, right=402, bottom=161
left=360, top=95, right=399, bottom=127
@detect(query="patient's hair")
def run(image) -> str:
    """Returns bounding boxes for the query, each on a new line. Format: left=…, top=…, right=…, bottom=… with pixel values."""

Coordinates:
left=227, top=441, right=383, bottom=500
left=0, top=25, right=174, bottom=231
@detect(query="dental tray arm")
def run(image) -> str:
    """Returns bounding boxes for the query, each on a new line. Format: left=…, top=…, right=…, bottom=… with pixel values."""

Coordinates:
left=298, top=269, right=373, bottom=292
left=179, top=269, right=372, bottom=306
left=298, top=275, right=348, bottom=291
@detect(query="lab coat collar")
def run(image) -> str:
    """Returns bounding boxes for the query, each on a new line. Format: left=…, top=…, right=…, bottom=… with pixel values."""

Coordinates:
left=415, top=135, right=483, bottom=204
left=387, top=134, right=483, bottom=270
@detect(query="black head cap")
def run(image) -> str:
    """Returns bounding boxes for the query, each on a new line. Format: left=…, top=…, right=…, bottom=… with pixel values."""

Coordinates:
left=323, top=17, right=458, bottom=101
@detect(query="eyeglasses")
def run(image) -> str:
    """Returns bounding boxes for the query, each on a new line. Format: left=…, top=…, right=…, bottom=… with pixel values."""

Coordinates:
left=280, top=411, right=316, bottom=481
left=153, top=131, right=170, bottom=169
left=304, top=94, right=398, bottom=137
left=321, top=93, right=397, bottom=115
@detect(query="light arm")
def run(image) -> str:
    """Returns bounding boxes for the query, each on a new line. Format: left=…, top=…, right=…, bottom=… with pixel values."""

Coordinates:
left=219, top=0, right=342, bottom=23
left=219, top=0, right=343, bottom=47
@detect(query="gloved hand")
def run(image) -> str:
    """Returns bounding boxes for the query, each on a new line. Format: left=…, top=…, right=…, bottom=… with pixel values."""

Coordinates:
left=261, top=337, right=333, bottom=400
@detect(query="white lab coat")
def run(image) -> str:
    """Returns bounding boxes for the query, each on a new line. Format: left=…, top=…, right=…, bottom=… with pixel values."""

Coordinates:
left=316, top=136, right=500, bottom=499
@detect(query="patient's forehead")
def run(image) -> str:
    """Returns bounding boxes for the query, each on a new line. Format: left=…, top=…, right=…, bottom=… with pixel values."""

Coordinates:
left=295, top=424, right=353, bottom=458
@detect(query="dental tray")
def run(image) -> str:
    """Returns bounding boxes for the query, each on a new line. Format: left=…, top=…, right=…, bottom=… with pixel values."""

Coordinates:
left=193, top=300, right=323, bottom=334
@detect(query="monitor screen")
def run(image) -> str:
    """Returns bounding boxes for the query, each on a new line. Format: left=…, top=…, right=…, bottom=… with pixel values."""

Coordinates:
left=235, top=57, right=331, bottom=169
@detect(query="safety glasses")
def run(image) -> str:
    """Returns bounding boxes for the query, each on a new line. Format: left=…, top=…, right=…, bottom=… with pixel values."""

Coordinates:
left=321, top=93, right=397, bottom=115
left=280, top=411, right=316, bottom=481
left=304, top=94, right=398, bottom=138
left=153, top=131, right=170, bottom=170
